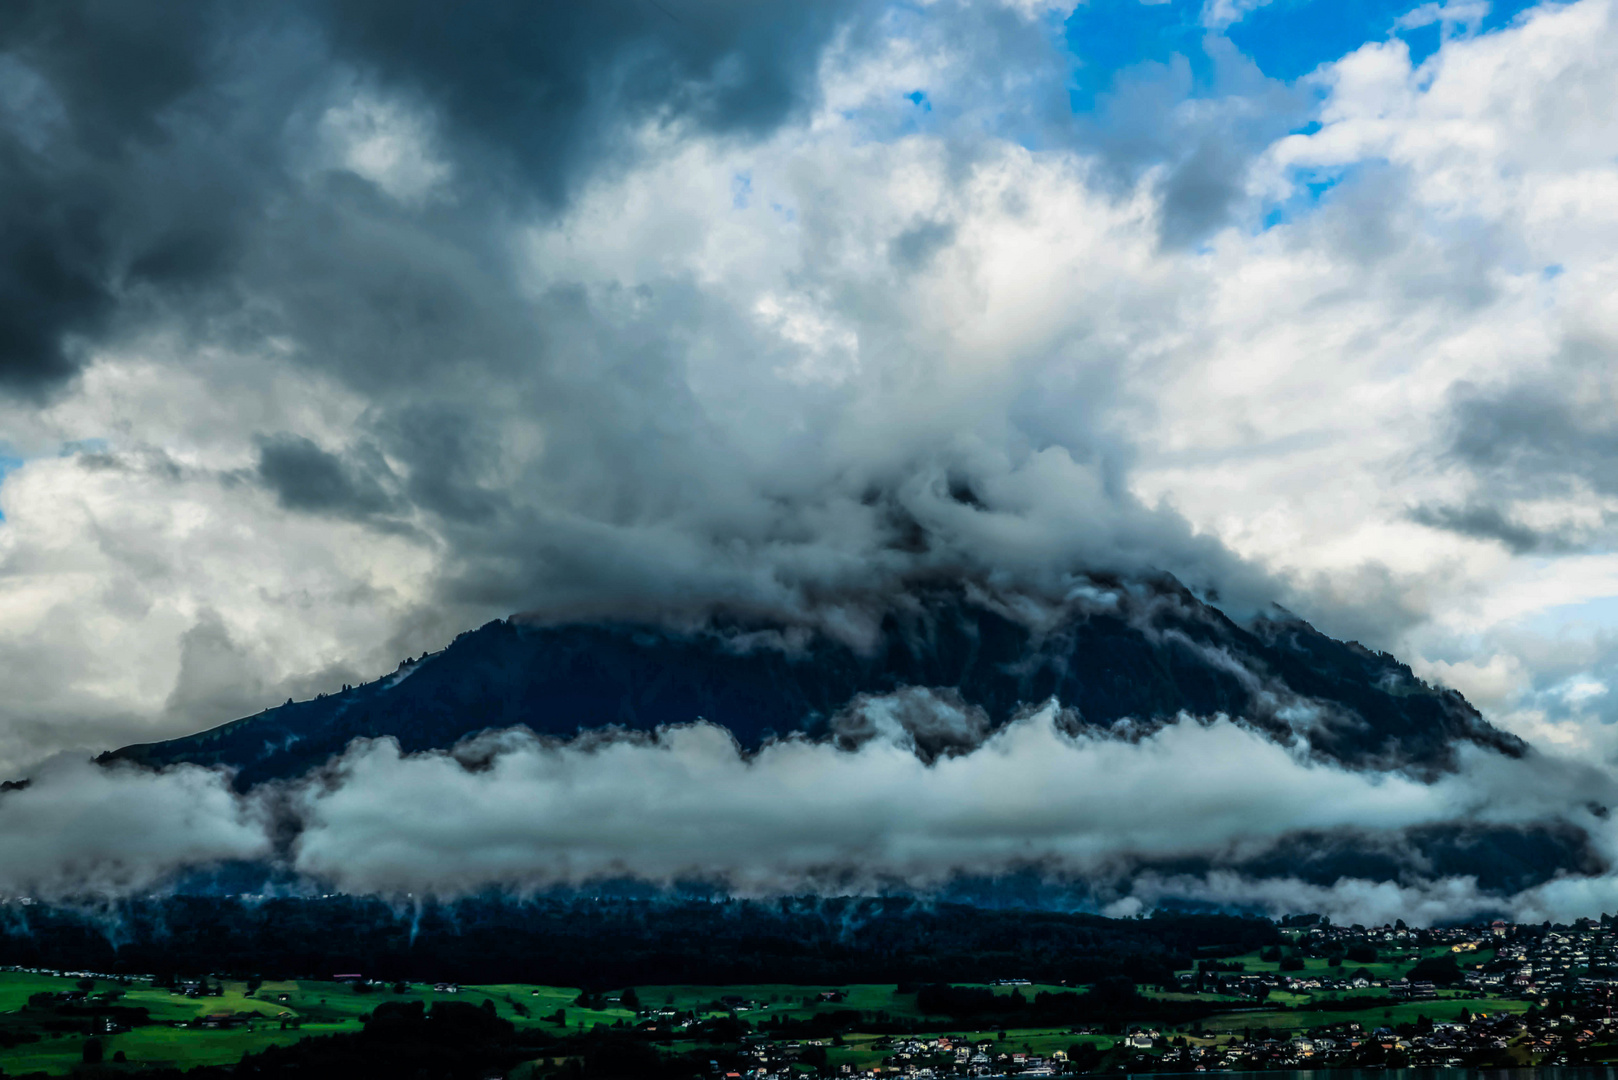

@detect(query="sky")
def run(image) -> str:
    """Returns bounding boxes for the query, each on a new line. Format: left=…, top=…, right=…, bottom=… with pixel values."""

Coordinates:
left=3, top=0, right=1618, bottom=919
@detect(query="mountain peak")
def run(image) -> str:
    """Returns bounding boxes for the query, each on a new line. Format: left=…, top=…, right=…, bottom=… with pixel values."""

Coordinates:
left=105, top=576, right=1521, bottom=789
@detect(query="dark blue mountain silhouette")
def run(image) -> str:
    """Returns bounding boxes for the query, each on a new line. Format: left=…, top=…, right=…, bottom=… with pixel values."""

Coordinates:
left=106, top=576, right=1522, bottom=789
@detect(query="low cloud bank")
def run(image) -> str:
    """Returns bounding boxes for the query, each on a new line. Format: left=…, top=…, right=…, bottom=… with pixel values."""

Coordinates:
left=6, top=690, right=1618, bottom=925
left=0, top=755, right=269, bottom=897
left=286, top=699, right=1617, bottom=905
left=286, top=708, right=1458, bottom=893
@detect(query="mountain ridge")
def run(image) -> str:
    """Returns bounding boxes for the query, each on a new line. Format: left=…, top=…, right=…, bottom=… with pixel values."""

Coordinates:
left=105, top=575, right=1524, bottom=789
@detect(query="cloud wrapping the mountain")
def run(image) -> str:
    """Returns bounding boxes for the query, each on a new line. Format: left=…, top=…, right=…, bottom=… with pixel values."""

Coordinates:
left=286, top=698, right=1617, bottom=905
left=0, top=755, right=269, bottom=897
left=2, top=689, right=1617, bottom=924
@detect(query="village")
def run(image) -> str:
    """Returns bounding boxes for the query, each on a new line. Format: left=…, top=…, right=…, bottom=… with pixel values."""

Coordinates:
left=699, top=915, right=1618, bottom=1078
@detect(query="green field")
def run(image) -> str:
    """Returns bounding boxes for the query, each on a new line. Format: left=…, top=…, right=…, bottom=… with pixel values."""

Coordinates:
left=1200, top=996, right=1531, bottom=1035
left=0, top=951, right=1531, bottom=1077
left=1210, top=942, right=1476, bottom=982
left=0, top=975, right=1100, bottom=1074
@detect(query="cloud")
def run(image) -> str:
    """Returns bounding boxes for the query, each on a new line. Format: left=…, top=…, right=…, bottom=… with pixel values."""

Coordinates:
left=255, top=433, right=398, bottom=520
left=1407, top=501, right=1568, bottom=555
left=286, top=700, right=1613, bottom=900
left=2, top=688, right=1617, bottom=922
left=0, top=754, right=269, bottom=898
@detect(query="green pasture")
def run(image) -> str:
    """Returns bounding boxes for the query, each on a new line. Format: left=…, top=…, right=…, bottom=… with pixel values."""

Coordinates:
left=2, top=1024, right=341, bottom=1074
left=0, top=972, right=86, bottom=1014
left=1195, top=943, right=1479, bottom=982
left=0, top=968, right=1535, bottom=1076
left=635, top=982, right=1070, bottom=1024
left=1201, top=995, right=1531, bottom=1035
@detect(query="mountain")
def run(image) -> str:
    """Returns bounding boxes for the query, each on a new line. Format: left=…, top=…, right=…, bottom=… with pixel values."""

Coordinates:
left=107, top=575, right=1522, bottom=789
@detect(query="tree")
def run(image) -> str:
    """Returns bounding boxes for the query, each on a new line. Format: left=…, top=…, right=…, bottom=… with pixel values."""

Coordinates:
left=82, top=1038, right=104, bottom=1064
left=1067, top=1042, right=1103, bottom=1073
left=621, top=986, right=641, bottom=1012
left=1406, top=954, right=1464, bottom=987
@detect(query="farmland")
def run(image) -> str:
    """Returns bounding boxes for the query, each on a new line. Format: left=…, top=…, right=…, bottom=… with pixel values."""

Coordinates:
left=0, top=922, right=1598, bottom=1078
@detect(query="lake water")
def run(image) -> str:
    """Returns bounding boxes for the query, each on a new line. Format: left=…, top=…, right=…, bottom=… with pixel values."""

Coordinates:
left=1136, top=1072, right=1618, bottom=1080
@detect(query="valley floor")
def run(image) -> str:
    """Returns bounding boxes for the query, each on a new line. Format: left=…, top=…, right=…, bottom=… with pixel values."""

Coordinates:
left=0, top=959, right=1579, bottom=1079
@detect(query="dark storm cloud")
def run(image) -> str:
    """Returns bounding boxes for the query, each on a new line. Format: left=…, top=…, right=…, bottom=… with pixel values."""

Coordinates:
left=256, top=434, right=396, bottom=519
left=0, top=161, right=112, bottom=392
left=1447, top=348, right=1618, bottom=496
left=0, top=0, right=872, bottom=394
left=1418, top=350, right=1618, bottom=562
left=0, top=1, right=266, bottom=394
left=1158, top=137, right=1248, bottom=248
left=316, top=0, right=872, bottom=209
left=888, top=219, right=957, bottom=272
left=1407, top=501, right=1570, bottom=555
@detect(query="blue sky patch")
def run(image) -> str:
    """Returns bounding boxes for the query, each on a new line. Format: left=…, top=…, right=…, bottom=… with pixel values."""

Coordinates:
left=0, top=454, right=20, bottom=522
left=1063, top=0, right=1548, bottom=112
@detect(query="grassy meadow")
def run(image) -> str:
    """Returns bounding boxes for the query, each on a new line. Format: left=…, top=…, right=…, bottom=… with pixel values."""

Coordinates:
left=0, top=941, right=1529, bottom=1075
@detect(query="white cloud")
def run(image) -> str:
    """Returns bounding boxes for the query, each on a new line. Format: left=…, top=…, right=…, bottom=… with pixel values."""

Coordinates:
left=1201, top=0, right=1279, bottom=31
left=313, top=90, right=453, bottom=205
left=290, top=701, right=1614, bottom=898
left=1393, top=1, right=1491, bottom=34
left=4, top=690, right=1618, bottom=921
left=0, top=354, right=441, bottom=773
left=0, top=755, right=269, bottom=898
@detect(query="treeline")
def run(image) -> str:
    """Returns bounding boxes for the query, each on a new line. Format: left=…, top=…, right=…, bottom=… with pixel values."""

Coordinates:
left=0, top=896, right=1278, bottom=986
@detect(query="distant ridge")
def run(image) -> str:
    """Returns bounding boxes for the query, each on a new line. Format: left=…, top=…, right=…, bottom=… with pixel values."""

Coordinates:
left=105, top=575, right=1522, bottom=790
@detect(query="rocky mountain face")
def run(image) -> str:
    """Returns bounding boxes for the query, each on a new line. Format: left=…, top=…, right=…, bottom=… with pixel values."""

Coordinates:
left=107, top=576, right=1522, bottom=790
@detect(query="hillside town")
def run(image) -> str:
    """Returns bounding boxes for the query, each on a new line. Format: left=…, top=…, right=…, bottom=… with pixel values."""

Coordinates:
left=698, top=915, right=1618, bottom=1078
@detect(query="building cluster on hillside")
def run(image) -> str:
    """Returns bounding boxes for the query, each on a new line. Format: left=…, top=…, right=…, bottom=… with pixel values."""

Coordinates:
left=714, top=1035, right=1069, bottom=1080
left=1304, top=915, right=1618, bottom=995
left=703, top=916, right=1618, bottom=1077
